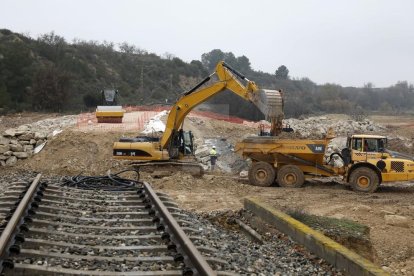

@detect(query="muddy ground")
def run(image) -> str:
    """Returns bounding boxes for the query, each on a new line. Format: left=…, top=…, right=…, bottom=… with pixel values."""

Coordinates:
left=1, top=112, right=413, bottom=275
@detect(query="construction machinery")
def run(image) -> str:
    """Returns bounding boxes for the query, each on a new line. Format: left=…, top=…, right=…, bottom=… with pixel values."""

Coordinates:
left=236, top=131, right=414, bottom=192
left=96, top=89, right=125, bottom=123
left=113, top=61, right=284, bottom=175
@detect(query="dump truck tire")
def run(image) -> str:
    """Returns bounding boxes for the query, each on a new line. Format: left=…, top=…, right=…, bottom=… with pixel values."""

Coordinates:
left=349, top=167, right=379, bottom=193
left=248, top=162, right=276, bottom=187
left=277, top=165, right=305, bottom=188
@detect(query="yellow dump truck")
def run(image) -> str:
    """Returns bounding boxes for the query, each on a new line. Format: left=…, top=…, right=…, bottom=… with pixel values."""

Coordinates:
left=235, top=132, right=414, bottom=192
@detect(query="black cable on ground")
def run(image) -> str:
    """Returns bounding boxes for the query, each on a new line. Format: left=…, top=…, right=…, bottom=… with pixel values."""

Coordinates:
left=62, top=169, right=141, bottom=191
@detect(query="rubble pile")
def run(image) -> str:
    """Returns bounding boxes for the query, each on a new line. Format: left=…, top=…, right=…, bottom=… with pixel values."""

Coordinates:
left=0, top=116, right=76, bottom=167
left=141, top=110, right=167, bottom=134
left=195, top=138, right=248, bottom=173
left=284, top=116, right=385, bottom=138
left=325, top=137, right=348, bottom=167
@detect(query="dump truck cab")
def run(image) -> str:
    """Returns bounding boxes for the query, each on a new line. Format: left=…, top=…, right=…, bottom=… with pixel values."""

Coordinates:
left=343, top=134, right=414, bottom=192
left=347, top=134, right=388, bottom=161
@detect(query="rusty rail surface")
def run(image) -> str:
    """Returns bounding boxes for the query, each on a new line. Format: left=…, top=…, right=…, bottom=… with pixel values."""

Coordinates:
left=0, top=175, right=221, bottom=275
left=0, top=174, right=42, bottom=271
left=144, top=182, right=216, bottom=276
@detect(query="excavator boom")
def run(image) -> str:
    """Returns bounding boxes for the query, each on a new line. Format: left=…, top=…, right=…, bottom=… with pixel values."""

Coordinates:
left=160, top=61, right=284, bottom=149
left=113, top=61, right=285, bottom=174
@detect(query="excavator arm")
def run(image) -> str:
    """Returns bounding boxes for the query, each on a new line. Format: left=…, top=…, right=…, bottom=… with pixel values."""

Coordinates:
left=161, top=61, right=284, bottom=149
left=113, top=61, right=284, bottom=163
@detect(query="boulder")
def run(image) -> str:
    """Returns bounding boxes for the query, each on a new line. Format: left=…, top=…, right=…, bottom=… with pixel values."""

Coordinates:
left=239, top=170, right=248, bottom=177
left=0, top=144, right=9, bottom=154
left=18, top=132, right=34, bottom=140
left=199, top=156, right=210, bottom=164
left=34, top=132, right=47, bottom=140
left=0, top=160, right=5, bottom=167
left=3, top=151, right=12, bottom=156
left=16, top=124, right=30, bottom=132
left=381, top=266, right=392, bottom=273
left=333, top=157, right=344, bottom=168
left=0, top=136, right=10, bottom=145
left=14, top=125, right=31, bottom=136
left=13, top=152, right=29, bottom=159
left=10, top=144, right=23, bottom=152
left=195, top=146, right=210, bottom=157
left=29, top=139, right=36, bottom=145
left=353, top=204, right=372, bottom=212
left=0, top=155, right=7, bottom=160
left=380, top=209, right=395, bottom=216
left=5, top=156, right=17, bottom=166
left=384, top=215, right=410, bottom=228
left=17, top=124, right=30, bottom=130
left=19, top=140, right=30, bottom=145
left=9, top=139, right=18, bottom=145
left=3, top=128, right=16, bottom=137
left=14, top=130, right=28, bottom=136
left=23, top=145, right=34, bottom=152
left=35, top=139, right=45, bottom=147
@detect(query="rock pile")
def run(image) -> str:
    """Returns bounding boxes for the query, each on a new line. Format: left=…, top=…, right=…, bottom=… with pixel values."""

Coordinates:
left=0, top=115, right=76, bottom=167
left=284, top=116, right=385, bottom=138
left=195, top=138, right=247, bottom=173
left=325, top=137, right=347, bottom=167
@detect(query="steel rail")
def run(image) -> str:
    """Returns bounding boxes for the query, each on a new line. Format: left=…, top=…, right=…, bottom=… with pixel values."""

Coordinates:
left=0, top=174, right=42, bottom=268
left=143, top=182, right=216, bottom=276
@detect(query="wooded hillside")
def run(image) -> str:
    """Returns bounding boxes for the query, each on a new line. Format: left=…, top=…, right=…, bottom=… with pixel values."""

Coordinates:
left=0, top=29, right=413, bottom=119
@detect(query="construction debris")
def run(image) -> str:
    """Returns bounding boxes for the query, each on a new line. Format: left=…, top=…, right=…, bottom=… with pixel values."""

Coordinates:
left=0, top=116, right=76, bottom=166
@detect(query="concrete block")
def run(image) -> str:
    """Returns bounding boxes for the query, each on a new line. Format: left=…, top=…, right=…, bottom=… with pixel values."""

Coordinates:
left=244, top=197, right=389, bottom=276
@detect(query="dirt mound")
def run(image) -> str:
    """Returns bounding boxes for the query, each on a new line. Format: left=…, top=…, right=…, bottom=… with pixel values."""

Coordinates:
left=17, top=130, right=126, bottom=175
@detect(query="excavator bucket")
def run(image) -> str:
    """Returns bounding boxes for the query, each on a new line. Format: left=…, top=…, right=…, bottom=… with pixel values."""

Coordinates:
left=254, top=89, right=284, bottom=135
left=96, top=106, right=125, bottom=123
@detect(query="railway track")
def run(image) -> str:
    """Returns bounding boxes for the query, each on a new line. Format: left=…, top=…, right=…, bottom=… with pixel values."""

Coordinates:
left=0, top=173, right=232, bottom=275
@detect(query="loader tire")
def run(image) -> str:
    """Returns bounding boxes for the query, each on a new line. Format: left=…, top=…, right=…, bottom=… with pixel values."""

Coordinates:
left=248, top=162, right=276, bottom=187
left=277, top=165, right=305, bottom=188
left=349, top=167, right=379, bottom=193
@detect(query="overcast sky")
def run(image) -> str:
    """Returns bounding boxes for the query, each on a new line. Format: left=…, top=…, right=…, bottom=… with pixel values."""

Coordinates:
left=1, top=0, right=413, bottom=87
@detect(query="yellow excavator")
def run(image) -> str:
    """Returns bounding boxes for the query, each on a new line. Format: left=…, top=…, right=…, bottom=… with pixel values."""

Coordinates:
left=113, top=61, right=284, bottom=175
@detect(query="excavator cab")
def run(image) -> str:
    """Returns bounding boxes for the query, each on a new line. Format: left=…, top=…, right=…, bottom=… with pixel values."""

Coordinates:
left=168, top=130, right=194, bottom=159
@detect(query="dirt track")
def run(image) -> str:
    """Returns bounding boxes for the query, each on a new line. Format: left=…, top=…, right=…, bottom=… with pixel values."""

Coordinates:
left=1, top=112, right=413, bottom=275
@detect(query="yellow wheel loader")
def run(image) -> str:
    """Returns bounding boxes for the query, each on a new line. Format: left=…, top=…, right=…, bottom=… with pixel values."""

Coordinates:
left=112, top=61, right=285, bottom=175
left=96, top=89, right=125, bottom=123
left=236, top=132, right=414, bottom=192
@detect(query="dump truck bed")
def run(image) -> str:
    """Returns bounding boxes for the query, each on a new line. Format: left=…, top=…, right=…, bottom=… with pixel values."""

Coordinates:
left=235, top=136, right=336, bottom=177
